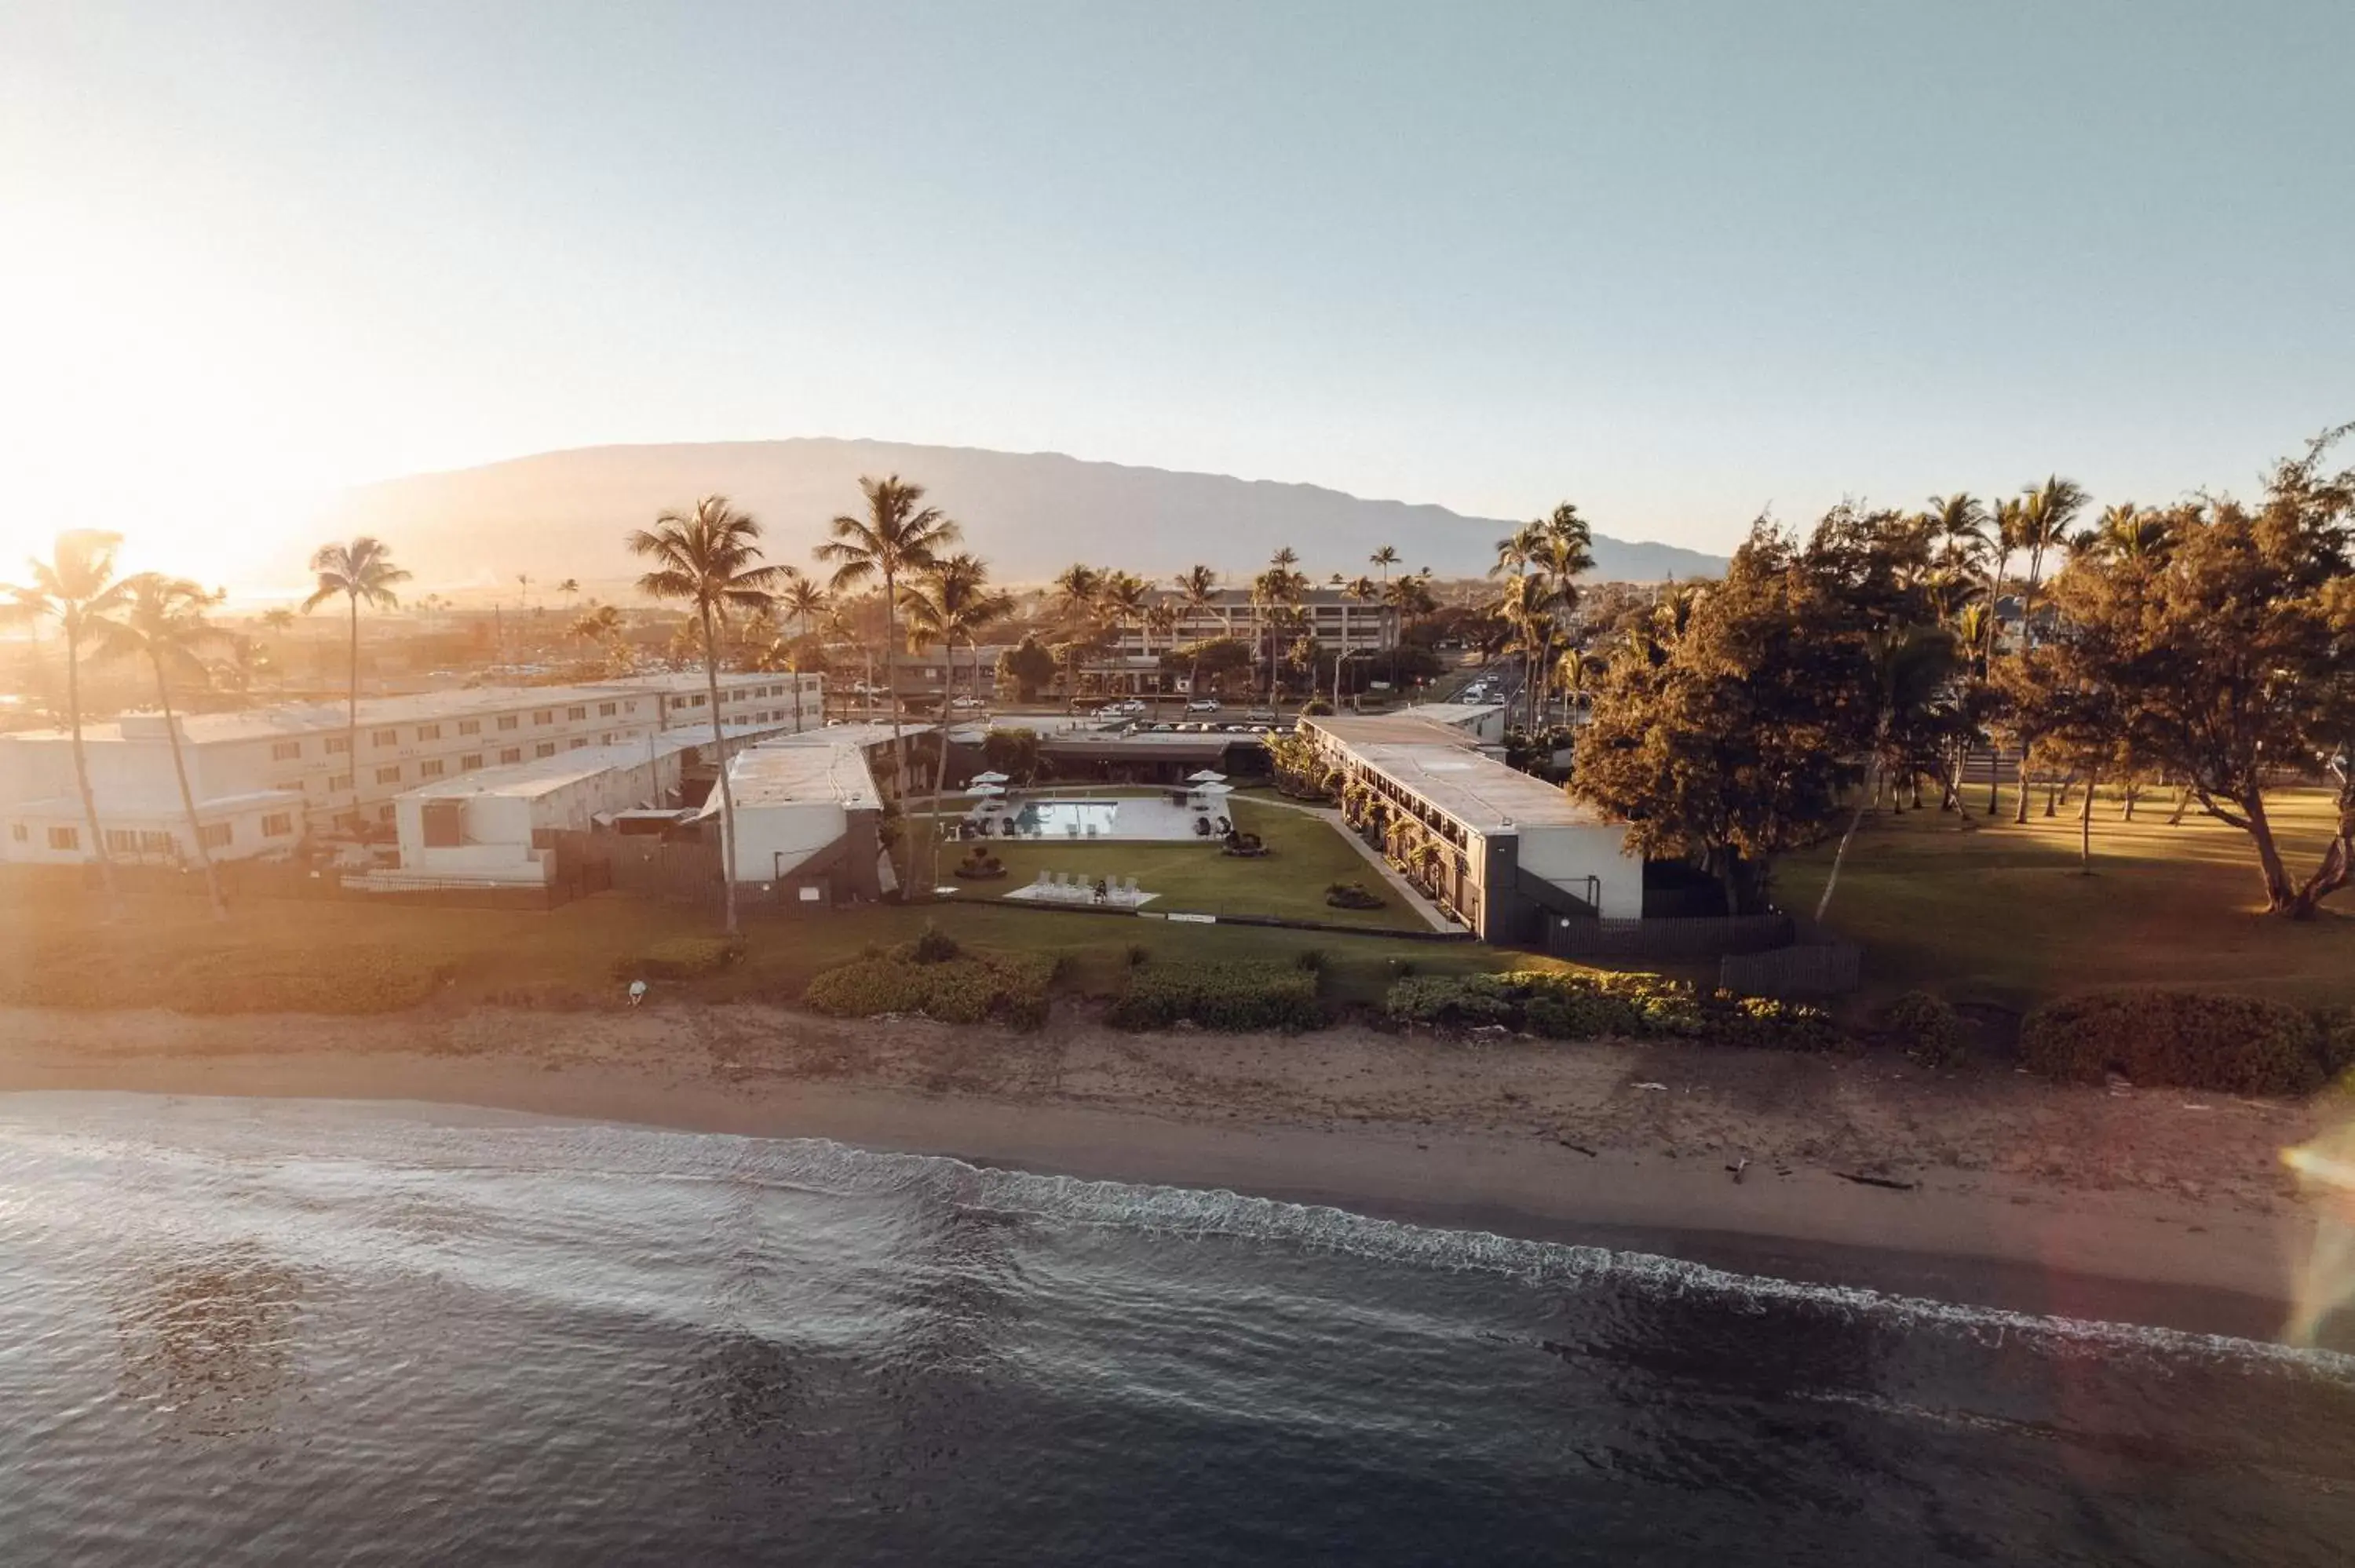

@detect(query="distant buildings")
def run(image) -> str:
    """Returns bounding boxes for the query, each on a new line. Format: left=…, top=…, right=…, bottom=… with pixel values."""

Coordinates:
left=0, top=669, right=821, bottom=866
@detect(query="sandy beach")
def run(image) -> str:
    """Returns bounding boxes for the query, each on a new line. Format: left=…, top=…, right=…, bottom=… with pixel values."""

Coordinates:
left=0, top=1002, right=2335, bottom=1340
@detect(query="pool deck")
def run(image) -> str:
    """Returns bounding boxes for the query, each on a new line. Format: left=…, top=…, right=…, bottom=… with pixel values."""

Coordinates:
left=980, top=796, right=1217, bottom=844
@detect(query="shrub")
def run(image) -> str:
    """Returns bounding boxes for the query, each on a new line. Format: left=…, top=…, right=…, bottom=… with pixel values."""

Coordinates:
left=616, top=935, right=743, bottom=982
left=1382, top=968, right=1842, bottom=1052
left=1885, top=990, right=1967, bottom=1068
left=904, top=921, right=962, bottom=965
left=1302, top=700, right=1335, bottom=717
left=803, top=950, right=1057, bottom=1029
left=1107, top=961, right=1324, bottom=1033
left=2019, top=989, right=2328, bottom=1096
left=1293, top=947, right=1327, bottom=973
left=1126, top=942, right=1152, bottom=968
left=1324, top=881, right=1386, bottom=910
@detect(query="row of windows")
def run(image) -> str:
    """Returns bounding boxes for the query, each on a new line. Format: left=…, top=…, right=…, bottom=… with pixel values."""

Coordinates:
left=266, top=700, right=652, bottom=760
left=10, top=817, right=280, bottom=854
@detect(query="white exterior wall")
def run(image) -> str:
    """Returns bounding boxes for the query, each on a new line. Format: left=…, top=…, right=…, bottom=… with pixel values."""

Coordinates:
left=1516, top=822, right=1643, bottom=919
left=726, top=800, right=849, bottom=884
left=392, top=750, right=685, bottom=884
left=3, top=793, right=301, bottom=867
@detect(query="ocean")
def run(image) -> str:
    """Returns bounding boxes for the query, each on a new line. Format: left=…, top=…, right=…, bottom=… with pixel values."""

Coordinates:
left=2, top=1093, right=2350, bottom=1565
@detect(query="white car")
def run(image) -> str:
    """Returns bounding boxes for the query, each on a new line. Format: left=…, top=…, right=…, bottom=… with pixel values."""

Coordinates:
left=1185, top=699, right=1221, bottom=713
left=950, top=696, right=984, bottom=709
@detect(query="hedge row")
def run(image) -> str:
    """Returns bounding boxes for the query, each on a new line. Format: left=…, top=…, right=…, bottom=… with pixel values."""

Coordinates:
left=2020, top=989, right=2351, bottom=1096
left=614, top=935, right=743, bottom=982
left=1106, top=960, right=1324, bottom=1033
left=1384, top=968, right=1842, bottom=1052
left=0, top=941, right=444, bottom=1015
left=802, top=950, right=1057, bottom=1029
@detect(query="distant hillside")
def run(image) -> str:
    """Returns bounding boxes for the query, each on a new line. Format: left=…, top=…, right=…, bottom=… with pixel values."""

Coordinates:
left=319, top=439, right=1727, bottom=593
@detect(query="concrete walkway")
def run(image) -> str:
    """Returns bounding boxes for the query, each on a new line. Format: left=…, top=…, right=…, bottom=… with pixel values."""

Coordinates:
left=1240, top=794, right=1460, bottom=934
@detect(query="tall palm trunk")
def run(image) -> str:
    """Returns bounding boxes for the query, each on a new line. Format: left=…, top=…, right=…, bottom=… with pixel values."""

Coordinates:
left=2010, top=555, right=2048, bottom=826
left=926, top=690, right=954, bottom=892
left=65, top=620, right=119, bottom=910
left=882, top=571, right=909, bottom=895
left=153, top=658, right=227, bottom=919
left=701, top=604, right=740, bottom=935
left=346, top=593, right=361, bottom=824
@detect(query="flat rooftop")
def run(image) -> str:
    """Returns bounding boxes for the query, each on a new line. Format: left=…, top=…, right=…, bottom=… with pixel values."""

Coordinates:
left=1397, top=701, right=1506, bottom=727
left=719, top=740, right=883, bottom=811
left=0, top=683, right=666, bottom=748
left=1304, top=714, right=1609, bottom=833
left=401, top=739, right=694, bottom=802
left=760, top=721, right=934, bottom=751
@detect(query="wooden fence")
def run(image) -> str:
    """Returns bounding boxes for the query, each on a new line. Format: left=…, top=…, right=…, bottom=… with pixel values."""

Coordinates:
left=1718, top=935, right=1863, bottom=998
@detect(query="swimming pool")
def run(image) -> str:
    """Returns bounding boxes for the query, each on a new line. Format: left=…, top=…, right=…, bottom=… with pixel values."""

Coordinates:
left=1011, top=800, right=1123, bottom=837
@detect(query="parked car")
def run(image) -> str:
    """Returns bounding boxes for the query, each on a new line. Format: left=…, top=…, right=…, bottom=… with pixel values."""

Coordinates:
left=1184, top=699, right=1221, bottom=713
left=950, top=696, right=984, bottom=709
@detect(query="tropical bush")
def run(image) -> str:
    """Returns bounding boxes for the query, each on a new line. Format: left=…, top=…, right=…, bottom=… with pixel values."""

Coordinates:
left=617, top=935, right=743, bottom=982
left=2019, top=989, right=2328, bottom=1095
left=1324, top=880, right=1386, bottom=910
left=905, top=921, right=961, bottom=965
left=1383, top=968, right=1842, bottom=1052
left=1884, top=990, right=1967, bottom=1067
left=1107, top=960, right=1324, bottom=1033
left=803, top=949, right=1057, bottom=1029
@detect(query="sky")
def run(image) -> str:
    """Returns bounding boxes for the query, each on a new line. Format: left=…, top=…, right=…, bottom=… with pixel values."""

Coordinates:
left=2, top=1, right=2350, bottom=589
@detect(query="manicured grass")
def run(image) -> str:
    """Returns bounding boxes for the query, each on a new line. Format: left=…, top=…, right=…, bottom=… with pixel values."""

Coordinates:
left=0, top=867, right=1554, bottom=1016
left=1776, top=785, right=2355, bottom=1012
left=928, top=800, right=1426, bottom=931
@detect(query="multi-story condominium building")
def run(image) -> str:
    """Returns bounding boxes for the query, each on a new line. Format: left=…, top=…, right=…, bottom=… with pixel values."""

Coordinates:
left=1297, top=712, right=1638, bottom=939
left=1111, top=587, right=1398, bottom=661
left=0, top=670, right=820, bottom=866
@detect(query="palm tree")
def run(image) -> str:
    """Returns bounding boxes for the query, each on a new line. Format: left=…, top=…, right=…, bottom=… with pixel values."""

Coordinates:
left=556, top=577, right=580, bottom=615
left=1341, top=575, right=1380, bottom=705
left=1370, top=544, right=1400, bottom=584
left=900, top=553, right=1011, bottom=888
left=1101, top=571, right=1152, bottom=698
left=816, top=475, right=960, bottom=888
left=629, top=496, right=790, bottom=934
left=2008, top=476, right=2088, bottom=822
left=302, top=537, right=411, bottom=823
left=1049, top=562, right=1105, bottom=702
left=777, top=576, right=829, bottom=731
left=94, top=575, right=232, bottom=919
left=1382, top=571, right=1435, bottom=690
left=1251, top=552, right=1307, bottom=709
left=10, top=532, right=133, bottom=908
left=1174, top=564, right=1221, bottom=698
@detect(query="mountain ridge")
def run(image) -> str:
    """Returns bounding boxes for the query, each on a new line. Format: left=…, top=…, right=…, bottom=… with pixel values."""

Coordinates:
left=319, top=437, right=1729, bottom=589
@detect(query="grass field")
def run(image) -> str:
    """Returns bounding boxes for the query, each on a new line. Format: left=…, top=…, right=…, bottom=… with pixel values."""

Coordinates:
left=0, top=866, right=1534, bottom=1017
left=929, top=800, right=1423, bottom=931
left=1776, top=785, right=2355, bottom=1012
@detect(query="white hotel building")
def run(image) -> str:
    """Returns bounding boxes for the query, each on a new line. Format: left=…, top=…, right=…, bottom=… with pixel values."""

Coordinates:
left=0, top=670, right=821, bottom=867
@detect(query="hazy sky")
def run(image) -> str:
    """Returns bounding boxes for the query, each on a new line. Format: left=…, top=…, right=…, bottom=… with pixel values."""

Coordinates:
left=3, top=1, right=2350, bottom=583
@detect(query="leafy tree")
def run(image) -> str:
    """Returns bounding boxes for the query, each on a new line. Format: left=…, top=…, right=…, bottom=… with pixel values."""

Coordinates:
left=900, top=553, right=1013, bottom=887
left=93, top=574, right=232, bottom=917
left=302, top=535, right=411, bottom=826
left=630, top=496, right=790, bottom=934
left=1173, top=563, right=1221, bottom=695
left=1572, top=524, right=1871, bottom=914
left=6, top=531, right=135, bottom=906
left=2040, top=429, right=2354, bottom=915
left=995, top=636, right=1057, bottom=702
left=816, top=474, right=960, bottom=889
left=982, top=726, right=1042, bottom=784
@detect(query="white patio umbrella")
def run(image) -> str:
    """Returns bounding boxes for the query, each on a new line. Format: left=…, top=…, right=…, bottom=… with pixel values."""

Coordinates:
left=966, top=782, right=1008, bottom=797
left=1185, top=769, right=1228, bottom=783
left=971, top=770, right=1012, bottom=784
left=1192, top=781, right=1235, bottom=798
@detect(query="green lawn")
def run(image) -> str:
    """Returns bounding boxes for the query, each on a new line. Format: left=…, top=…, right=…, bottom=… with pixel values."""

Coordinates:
left=926, top=800, right=1427, bottom=931
left=0, top=869, right=1540, bottom=1016
left=1776, top=785, right=2355, bottom=1012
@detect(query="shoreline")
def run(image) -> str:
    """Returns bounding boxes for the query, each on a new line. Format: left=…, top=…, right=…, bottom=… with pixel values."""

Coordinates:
left=0, top=1003, right=2327, bottom=1344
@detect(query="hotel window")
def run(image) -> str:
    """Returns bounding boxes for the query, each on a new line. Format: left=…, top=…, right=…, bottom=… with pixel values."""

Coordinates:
left=499, top=747, right=522, bottom=765
left=48, top=826, right=78, bottom=851
left=419, top=759, right=446, bottom=779
left=271, top=740, right=302, bottom=761
left=497, top=715, right=519, bottom=731
left=8, top=823, right=24, bottom=842
left=535, top=742, right=557, bottom=758
left=461, top=753, right=484, bottom=771
left=418, top=724, right=441, bottom=741
left=567, top=705, right=587, bottom=720
left=104, top=829, right=140, bottom=854
left=458, top=719, right=481, bottom=735
left=200, top=823, right=232, bottom=849
left=372, top=728, right=399, bottom=747
left=262, top=813, right=294, bottom=837
left=534, top=709, right=554, bottom=725
left=329, top=773, right=353, bottom=792
left=327, top=735, right=350, bottom=754
left=598, top=702, right=616, bottom=717
left=600, top=733, right=615, bottom=746
left=568, top=738, right=587, bottom=750
left=376, top=764, right=402, bottom=784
